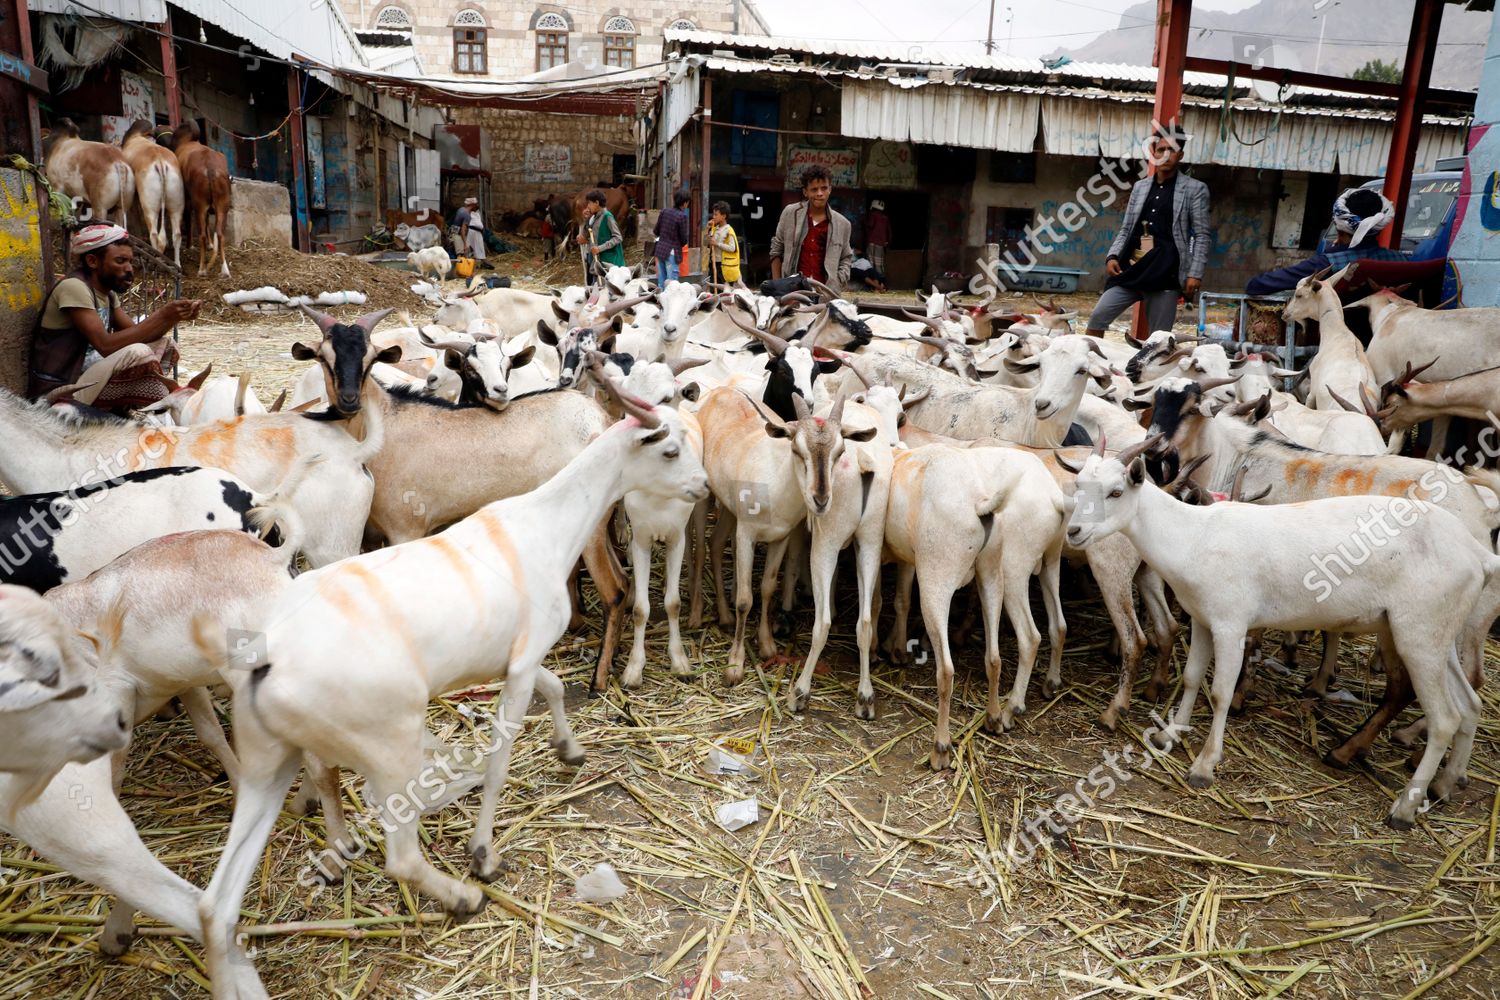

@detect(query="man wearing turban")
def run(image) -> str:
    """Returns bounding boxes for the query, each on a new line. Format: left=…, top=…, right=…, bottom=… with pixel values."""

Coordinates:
left=28, top=224, right=201, bottom=410
left=1245, top=187, right=1407, bottom=296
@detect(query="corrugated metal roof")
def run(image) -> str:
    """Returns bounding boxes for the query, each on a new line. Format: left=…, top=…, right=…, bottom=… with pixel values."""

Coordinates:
left=665, top=28, right=1036, bottom=72
left=168, top=0, right=366, bottom=69
left=28, top=0, right=165, bottom=21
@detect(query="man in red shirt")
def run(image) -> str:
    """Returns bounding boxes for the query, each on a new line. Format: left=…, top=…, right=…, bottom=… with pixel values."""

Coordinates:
left=863, top=199, right=891, bottom=275
left=770, top=165, right=853, bottom=291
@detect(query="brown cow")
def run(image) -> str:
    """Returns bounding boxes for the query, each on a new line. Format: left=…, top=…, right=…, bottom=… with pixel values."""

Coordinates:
left=44, top=118, right=134, bottom=230
left=121, top=121, right=185, bottom=267
left=171, top=121, right=232, bottom=278
left=568, top=184, right=636, bottom=239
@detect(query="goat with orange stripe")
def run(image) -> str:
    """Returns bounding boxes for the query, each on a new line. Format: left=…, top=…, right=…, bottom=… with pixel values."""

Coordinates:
left=192, top=359, right=707, bottom=993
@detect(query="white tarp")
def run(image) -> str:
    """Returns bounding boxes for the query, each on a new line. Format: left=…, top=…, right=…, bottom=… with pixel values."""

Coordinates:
left=841, top=80, right=1040, bottom=153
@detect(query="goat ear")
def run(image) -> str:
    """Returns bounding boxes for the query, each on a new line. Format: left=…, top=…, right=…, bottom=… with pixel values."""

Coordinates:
left=896, top=411, right=907, bottom=428
left=291, top=341, right=317, bottom=361
left=444, top=349, right=464, bottom=371
left=637, top=425, right=669, bottom=444
left=763, top=421, right=792, bottom=439
left=1128, top=457, right=1147, bottom=485
left=697, top=297, right=716, bottom=312
left=1121, top=398, right=1151, bottom=412
left=843, top=426, right=878, bottom=442
left=1125, top=333, right=1145, bottom=347
left=1091, top=371, right=1112, bottom=389
left=536, top=321, right=559, bottom=346
left=376, top=345, right=403, bottom=365
left=597, top=334, right=617, bottom=354
left=817, top=359, right=842, bottom=375
left=610, top=315, right=624, bottom=333
left=680, top=381, right=701, bottom=403
left=551, top=301, right=569, bottom=321
left=510, top=346, right=535, bottom=369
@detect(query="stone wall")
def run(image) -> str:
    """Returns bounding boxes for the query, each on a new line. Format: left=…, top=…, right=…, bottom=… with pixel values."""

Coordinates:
left=0, top=169, right=46, bottom=394
left=454, top=107, right=633, bottom=212
left=227, top=179, right=293, bottom=246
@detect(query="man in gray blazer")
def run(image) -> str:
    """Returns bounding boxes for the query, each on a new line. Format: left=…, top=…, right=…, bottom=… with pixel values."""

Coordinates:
left=770, top=165, right=854, bottom=291
left=1085, top=127, right=1211, bottom=337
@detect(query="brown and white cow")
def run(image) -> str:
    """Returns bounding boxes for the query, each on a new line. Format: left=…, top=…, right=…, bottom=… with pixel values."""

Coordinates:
left=120, top=121, right=185, bottom=267
left=44, top=118, right=134, bottom=231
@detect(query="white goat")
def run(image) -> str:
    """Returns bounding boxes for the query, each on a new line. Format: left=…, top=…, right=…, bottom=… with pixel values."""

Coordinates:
left=1065, top=438, right=1492, bottom=829
left=1282, top=267, right=1378, bottom=411
left=407, top=246, right=452, bottom=284
left=193, top=378, right=707, bottom=992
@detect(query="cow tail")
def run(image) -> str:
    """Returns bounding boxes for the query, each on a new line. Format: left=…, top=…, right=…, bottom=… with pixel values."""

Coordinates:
left=115, top=162, right=132, bottom=230
left=153, top=162, right=170, bottom=243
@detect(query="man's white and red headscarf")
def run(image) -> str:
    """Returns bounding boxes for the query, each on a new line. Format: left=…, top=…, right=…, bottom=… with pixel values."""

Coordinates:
left=70, top=223, right=128, bottom=256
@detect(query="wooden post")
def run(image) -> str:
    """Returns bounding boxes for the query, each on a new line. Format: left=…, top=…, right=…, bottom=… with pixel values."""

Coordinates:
left=159, top=11, right=181, bottom=127
left=698, top=72, right=711, bottom=275
left=286, top=64, right=311, bottom=252
left=1380, top=0, right=1444, bottom=249
left=1, top=0, right=50, bottom=290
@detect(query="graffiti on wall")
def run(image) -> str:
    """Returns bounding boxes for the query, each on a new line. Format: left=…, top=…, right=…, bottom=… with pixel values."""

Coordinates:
left=524, top=145, right=572, bottom=184
left=0, top=171, right=42, bottom=313
left=1212, top=211, right=1267, bottom=258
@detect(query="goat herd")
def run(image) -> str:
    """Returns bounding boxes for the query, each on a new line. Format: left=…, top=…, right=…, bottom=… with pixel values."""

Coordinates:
left=1, top=260, right=1497, bottom=997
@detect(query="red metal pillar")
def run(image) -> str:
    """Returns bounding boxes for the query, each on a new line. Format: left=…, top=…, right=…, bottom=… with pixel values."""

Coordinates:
left=1133, top=0, right=1193, bottom=339
left=1380, top=0, right=1443, bottom=249
left=286, top=64, right=311, bottom=252
left=1150, top=0, right=1192, bottom=135
left=159, top=11, right=180, bottom=127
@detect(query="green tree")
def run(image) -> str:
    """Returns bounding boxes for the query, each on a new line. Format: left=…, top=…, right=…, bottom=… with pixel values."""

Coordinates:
left=1351, top=59, right=1402, bottom=84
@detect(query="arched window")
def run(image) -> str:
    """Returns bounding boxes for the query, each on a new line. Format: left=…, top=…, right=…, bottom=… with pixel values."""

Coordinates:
left=667, top=18, right=696, bottom=31
left=373, top=5, right=411, bottom=30
left=603, top=15, right=636, bottom=69
left=535, top=11, right=569, bottom=70
left=453, top=9, right=487, bottom=73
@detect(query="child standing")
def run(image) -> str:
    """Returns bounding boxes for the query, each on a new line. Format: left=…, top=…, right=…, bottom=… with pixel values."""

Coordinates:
left=707, top=201, right=742, bottom=286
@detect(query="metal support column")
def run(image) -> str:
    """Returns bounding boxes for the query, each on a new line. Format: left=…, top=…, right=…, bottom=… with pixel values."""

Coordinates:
left=1381, top=0, right=1444, bottom=249
left=159, top=11, right=180, bottom=127
left=697, top=72, right=711, bottom=274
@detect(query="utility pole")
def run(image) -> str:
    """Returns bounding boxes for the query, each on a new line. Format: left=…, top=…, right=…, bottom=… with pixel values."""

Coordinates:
left=985, top=0, right=995, bottom=55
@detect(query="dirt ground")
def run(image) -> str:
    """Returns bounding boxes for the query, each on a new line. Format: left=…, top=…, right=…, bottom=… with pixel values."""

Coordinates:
left=1, top=255, right=1496, bottom=1000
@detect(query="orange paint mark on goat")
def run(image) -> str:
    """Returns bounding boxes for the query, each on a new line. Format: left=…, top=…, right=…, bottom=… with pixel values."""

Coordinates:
left=1332, top=469, right=1376, bottom=496
left=1283, top=459, right=1324, bottom=489
left=1383, top=479, right=1416, bottom=497
left=477, top=514, right=531, bottom=663
left=339, top=563, right=427, bottom=677
left=425, top=536, right=482, bottom=609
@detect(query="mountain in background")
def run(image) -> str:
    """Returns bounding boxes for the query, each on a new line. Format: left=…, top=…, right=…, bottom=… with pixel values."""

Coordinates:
left=1050, top=0, right=1489, bottom=92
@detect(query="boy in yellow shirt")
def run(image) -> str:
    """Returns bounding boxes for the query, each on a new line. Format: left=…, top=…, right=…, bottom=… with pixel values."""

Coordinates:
left=707, top=201, right=742, bottom=286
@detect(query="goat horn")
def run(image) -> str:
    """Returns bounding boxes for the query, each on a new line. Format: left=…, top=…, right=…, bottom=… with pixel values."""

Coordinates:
left=739, top=389, right=786, bottom=429
left=846, top=363, right=873, bottom=390
left=1084, top=338, right=1107, bottom=358
left=419, top=332, right=473, bottom=355
left=729, top=310, right=791, bottom=355
left=1093, top=432, right=1107, bottom=458
left=1115, top=434, right=1162, bottom=467
left=828, top=392, right=847, bottom=426
left=1054, top=451, right=1085, bottom=474
left=185, top=363, right=213, bottom=391
left=269, top=389, right=287, bottom=412
left=914, top=335, right=956, bottom=352
left=1197, top=375, right=1242, bottom=392
left=900, top=386, right=930, bottom=409
left=354, top=307, right=396, bottom=334
left=791, top=391, right=811, bottom=422
left=296, top=304, right=340, bottom=335
left=1310, top=266, right=1334, bottom=282
left=1230, top=464, right=1249, bottom=502
left=810, top=345, right=846, bottom=364
left=806, top=277, right=840, bottom=303
left=1403, top=357, right=1440, bottom=383
left=1359, top=383, right=1380, bottom=419
left=1327, top=387, right=1363, bottom=414
left=590, top=359, right=661, bottom=428
left=778, top=291, right=815, bottom=306
left=1179, top=454, right=1211, bottom=481
left=666, top=356, right=710, bottom=375
left=602, top=294, right=651, bottom=320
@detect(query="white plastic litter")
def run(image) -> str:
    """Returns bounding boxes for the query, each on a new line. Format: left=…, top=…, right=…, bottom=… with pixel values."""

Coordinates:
left=222, top=287, right=289, bottom=305
left=574, top=862, right=628, bottom=902
left=707, top=737, right=759, bottom=776
left=715, top=797, right=759, bottom=832
left=313, top=290, right=367, bottom=306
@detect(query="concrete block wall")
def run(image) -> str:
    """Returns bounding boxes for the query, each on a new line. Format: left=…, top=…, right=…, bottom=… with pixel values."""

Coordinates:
left=0, top=169, right=46, bottom=395
left=453, top=107, right=633, bottom=211
left=348, top=0, right=747, bottom=81
left=227, top=179, right=293, bottom=246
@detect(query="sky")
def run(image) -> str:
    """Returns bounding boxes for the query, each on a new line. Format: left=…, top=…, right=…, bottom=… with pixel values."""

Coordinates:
left=748, top=0, right=1261, bottom=60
